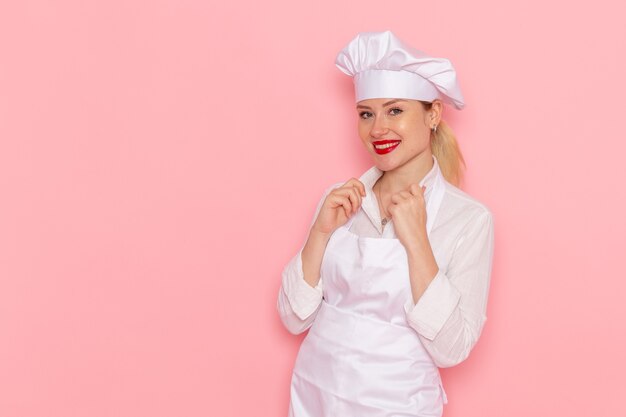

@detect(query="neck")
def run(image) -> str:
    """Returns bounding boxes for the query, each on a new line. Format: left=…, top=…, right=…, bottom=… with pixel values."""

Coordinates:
left=378, top=151, right=434, bottom=194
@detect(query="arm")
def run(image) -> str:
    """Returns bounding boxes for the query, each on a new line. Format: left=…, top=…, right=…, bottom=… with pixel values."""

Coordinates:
left=277, top=247, right=325, bottom=335
left=277, top=179, right=366, bottom=335
left=404, top=209, right=495, bottom=367
left=277, top=190, right=328, bottom=335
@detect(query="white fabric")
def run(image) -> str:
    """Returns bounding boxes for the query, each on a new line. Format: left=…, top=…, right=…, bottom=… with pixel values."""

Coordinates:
left=355, top=69, right=441, bottom=103
left=277, top=156, right=495, bottom=370
left=287, top=164, right=448, bottom=416
left=335, top=31, right=465, bottom=109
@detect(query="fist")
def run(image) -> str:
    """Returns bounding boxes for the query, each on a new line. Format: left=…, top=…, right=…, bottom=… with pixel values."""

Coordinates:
left=387, top=184, right=427, bottom=249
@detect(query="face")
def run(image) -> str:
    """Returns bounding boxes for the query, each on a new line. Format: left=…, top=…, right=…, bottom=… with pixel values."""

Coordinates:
left=356, top=98, right=439, bottom=172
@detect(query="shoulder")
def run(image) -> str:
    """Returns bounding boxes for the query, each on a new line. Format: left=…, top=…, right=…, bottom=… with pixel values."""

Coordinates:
left=320, top=166, right=379, bottom=198
left=321, top=181, right=346, bottom=197
left=328, top=180, right=346, bottom=191
left=440, top=180, right=493, bottom=227
left=310, top=180, right=346, bottom=211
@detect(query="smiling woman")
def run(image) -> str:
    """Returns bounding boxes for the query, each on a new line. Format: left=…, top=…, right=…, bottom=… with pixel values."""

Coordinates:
left=277, top=31, right=494, bottom=417
left=356, top=98, right=438, bottom=172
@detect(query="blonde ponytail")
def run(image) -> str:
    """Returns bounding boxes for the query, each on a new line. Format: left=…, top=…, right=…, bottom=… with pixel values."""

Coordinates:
left=430, top=120, right=465, bottom=187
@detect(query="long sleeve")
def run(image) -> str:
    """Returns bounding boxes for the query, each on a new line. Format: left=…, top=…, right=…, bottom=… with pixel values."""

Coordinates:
left=277, top=184, right=341, bottom=335
left=404, top=209, right=495, bottom=368
left=277, top=250, right=324, bottom=334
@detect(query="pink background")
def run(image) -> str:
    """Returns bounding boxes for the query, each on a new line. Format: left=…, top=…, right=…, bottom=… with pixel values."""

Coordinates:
left=1, top=1, right=625, bottom=416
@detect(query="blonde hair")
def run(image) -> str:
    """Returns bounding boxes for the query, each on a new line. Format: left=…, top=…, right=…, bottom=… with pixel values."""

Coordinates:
left=421, top=102, right=465, bottom=187
left=430, top=120, right=465, bottom=187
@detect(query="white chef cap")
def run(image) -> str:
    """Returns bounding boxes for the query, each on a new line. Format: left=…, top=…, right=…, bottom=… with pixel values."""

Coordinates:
left=335, top=31, right=465, bottom=109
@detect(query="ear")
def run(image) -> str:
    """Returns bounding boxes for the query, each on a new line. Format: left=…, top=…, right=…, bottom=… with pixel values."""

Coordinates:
left=428, top=99, right=443, bottom=127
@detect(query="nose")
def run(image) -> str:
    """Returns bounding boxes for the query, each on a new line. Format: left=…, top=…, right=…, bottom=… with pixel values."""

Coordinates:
left=370, top=116, right=389, bottom=138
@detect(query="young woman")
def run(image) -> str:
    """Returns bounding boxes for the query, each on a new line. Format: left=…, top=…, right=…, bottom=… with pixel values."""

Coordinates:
left=277, top=31, right=494, bottom=417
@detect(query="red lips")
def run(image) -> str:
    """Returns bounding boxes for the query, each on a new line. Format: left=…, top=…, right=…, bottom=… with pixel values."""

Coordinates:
left=372, top=139, right=401, bottom=155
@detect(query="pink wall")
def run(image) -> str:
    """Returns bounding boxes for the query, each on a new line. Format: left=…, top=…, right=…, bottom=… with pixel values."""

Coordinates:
left=1, top=1, right=625, bottom=416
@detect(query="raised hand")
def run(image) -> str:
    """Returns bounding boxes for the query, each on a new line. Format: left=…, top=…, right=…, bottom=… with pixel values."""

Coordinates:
left=311, top=178, right=366, bottom=236
left=387, top=183, right=428, bottom=252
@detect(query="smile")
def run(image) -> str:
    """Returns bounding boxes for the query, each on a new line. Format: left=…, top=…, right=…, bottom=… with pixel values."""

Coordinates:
left=372, top=140, right=401, bottom=154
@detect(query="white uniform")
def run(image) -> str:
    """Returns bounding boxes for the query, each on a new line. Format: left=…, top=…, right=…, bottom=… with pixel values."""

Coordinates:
left=278, top=158, right=494, bottom=416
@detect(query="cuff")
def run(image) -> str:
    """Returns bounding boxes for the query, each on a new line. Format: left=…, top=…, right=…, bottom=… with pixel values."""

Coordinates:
left=404, top=270, right=461, bottom=340
left=282, top=251, right=323, bottom=320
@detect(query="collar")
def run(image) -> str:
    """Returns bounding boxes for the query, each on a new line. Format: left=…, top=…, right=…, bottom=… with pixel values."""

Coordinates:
left=358, top=155, right=441, bottom=234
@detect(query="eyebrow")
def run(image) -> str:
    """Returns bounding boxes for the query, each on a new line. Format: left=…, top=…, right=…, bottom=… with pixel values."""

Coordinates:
left=356, top=99, right=408, bottom=110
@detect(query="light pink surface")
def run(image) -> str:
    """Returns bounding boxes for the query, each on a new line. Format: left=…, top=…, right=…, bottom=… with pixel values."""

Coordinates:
left=1, top=1, right=625, bottom=416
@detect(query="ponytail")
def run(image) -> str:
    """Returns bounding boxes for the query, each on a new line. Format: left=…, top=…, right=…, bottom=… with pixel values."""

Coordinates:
left=430, top=120, right=465, bottom=187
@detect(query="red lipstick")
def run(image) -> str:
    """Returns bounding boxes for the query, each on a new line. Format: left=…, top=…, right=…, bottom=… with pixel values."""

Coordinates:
left=372, top=139, right=401, bottom=155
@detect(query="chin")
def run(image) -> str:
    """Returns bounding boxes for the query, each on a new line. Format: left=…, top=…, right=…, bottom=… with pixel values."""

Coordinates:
left=372, top=159, right=400, bottom=172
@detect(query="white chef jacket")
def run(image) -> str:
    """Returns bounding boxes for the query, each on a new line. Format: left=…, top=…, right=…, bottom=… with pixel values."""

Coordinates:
left=277, top=156, right=494, bottom=368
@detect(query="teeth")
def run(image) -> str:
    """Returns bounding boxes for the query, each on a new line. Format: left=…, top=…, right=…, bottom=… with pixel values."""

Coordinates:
left=374, top=142, right=400, bottom=149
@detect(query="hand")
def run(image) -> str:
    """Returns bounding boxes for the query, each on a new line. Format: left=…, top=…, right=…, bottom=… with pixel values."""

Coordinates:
left=311, top=178, right=366, bottom=236
left=387, top=183, right=428, bottom=251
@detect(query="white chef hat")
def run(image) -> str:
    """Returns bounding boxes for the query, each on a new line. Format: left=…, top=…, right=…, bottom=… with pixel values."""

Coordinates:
left=335, top=31, right=465, bottom=109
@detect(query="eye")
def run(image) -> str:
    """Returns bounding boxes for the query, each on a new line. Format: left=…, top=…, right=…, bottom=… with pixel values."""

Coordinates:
left=389, top=107, right=403, bottom=116
left=359, top=111, right=373, bottom=119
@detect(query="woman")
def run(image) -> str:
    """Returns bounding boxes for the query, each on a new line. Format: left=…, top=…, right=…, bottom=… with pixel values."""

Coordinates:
left=277, top=31, right=494, bottom=417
